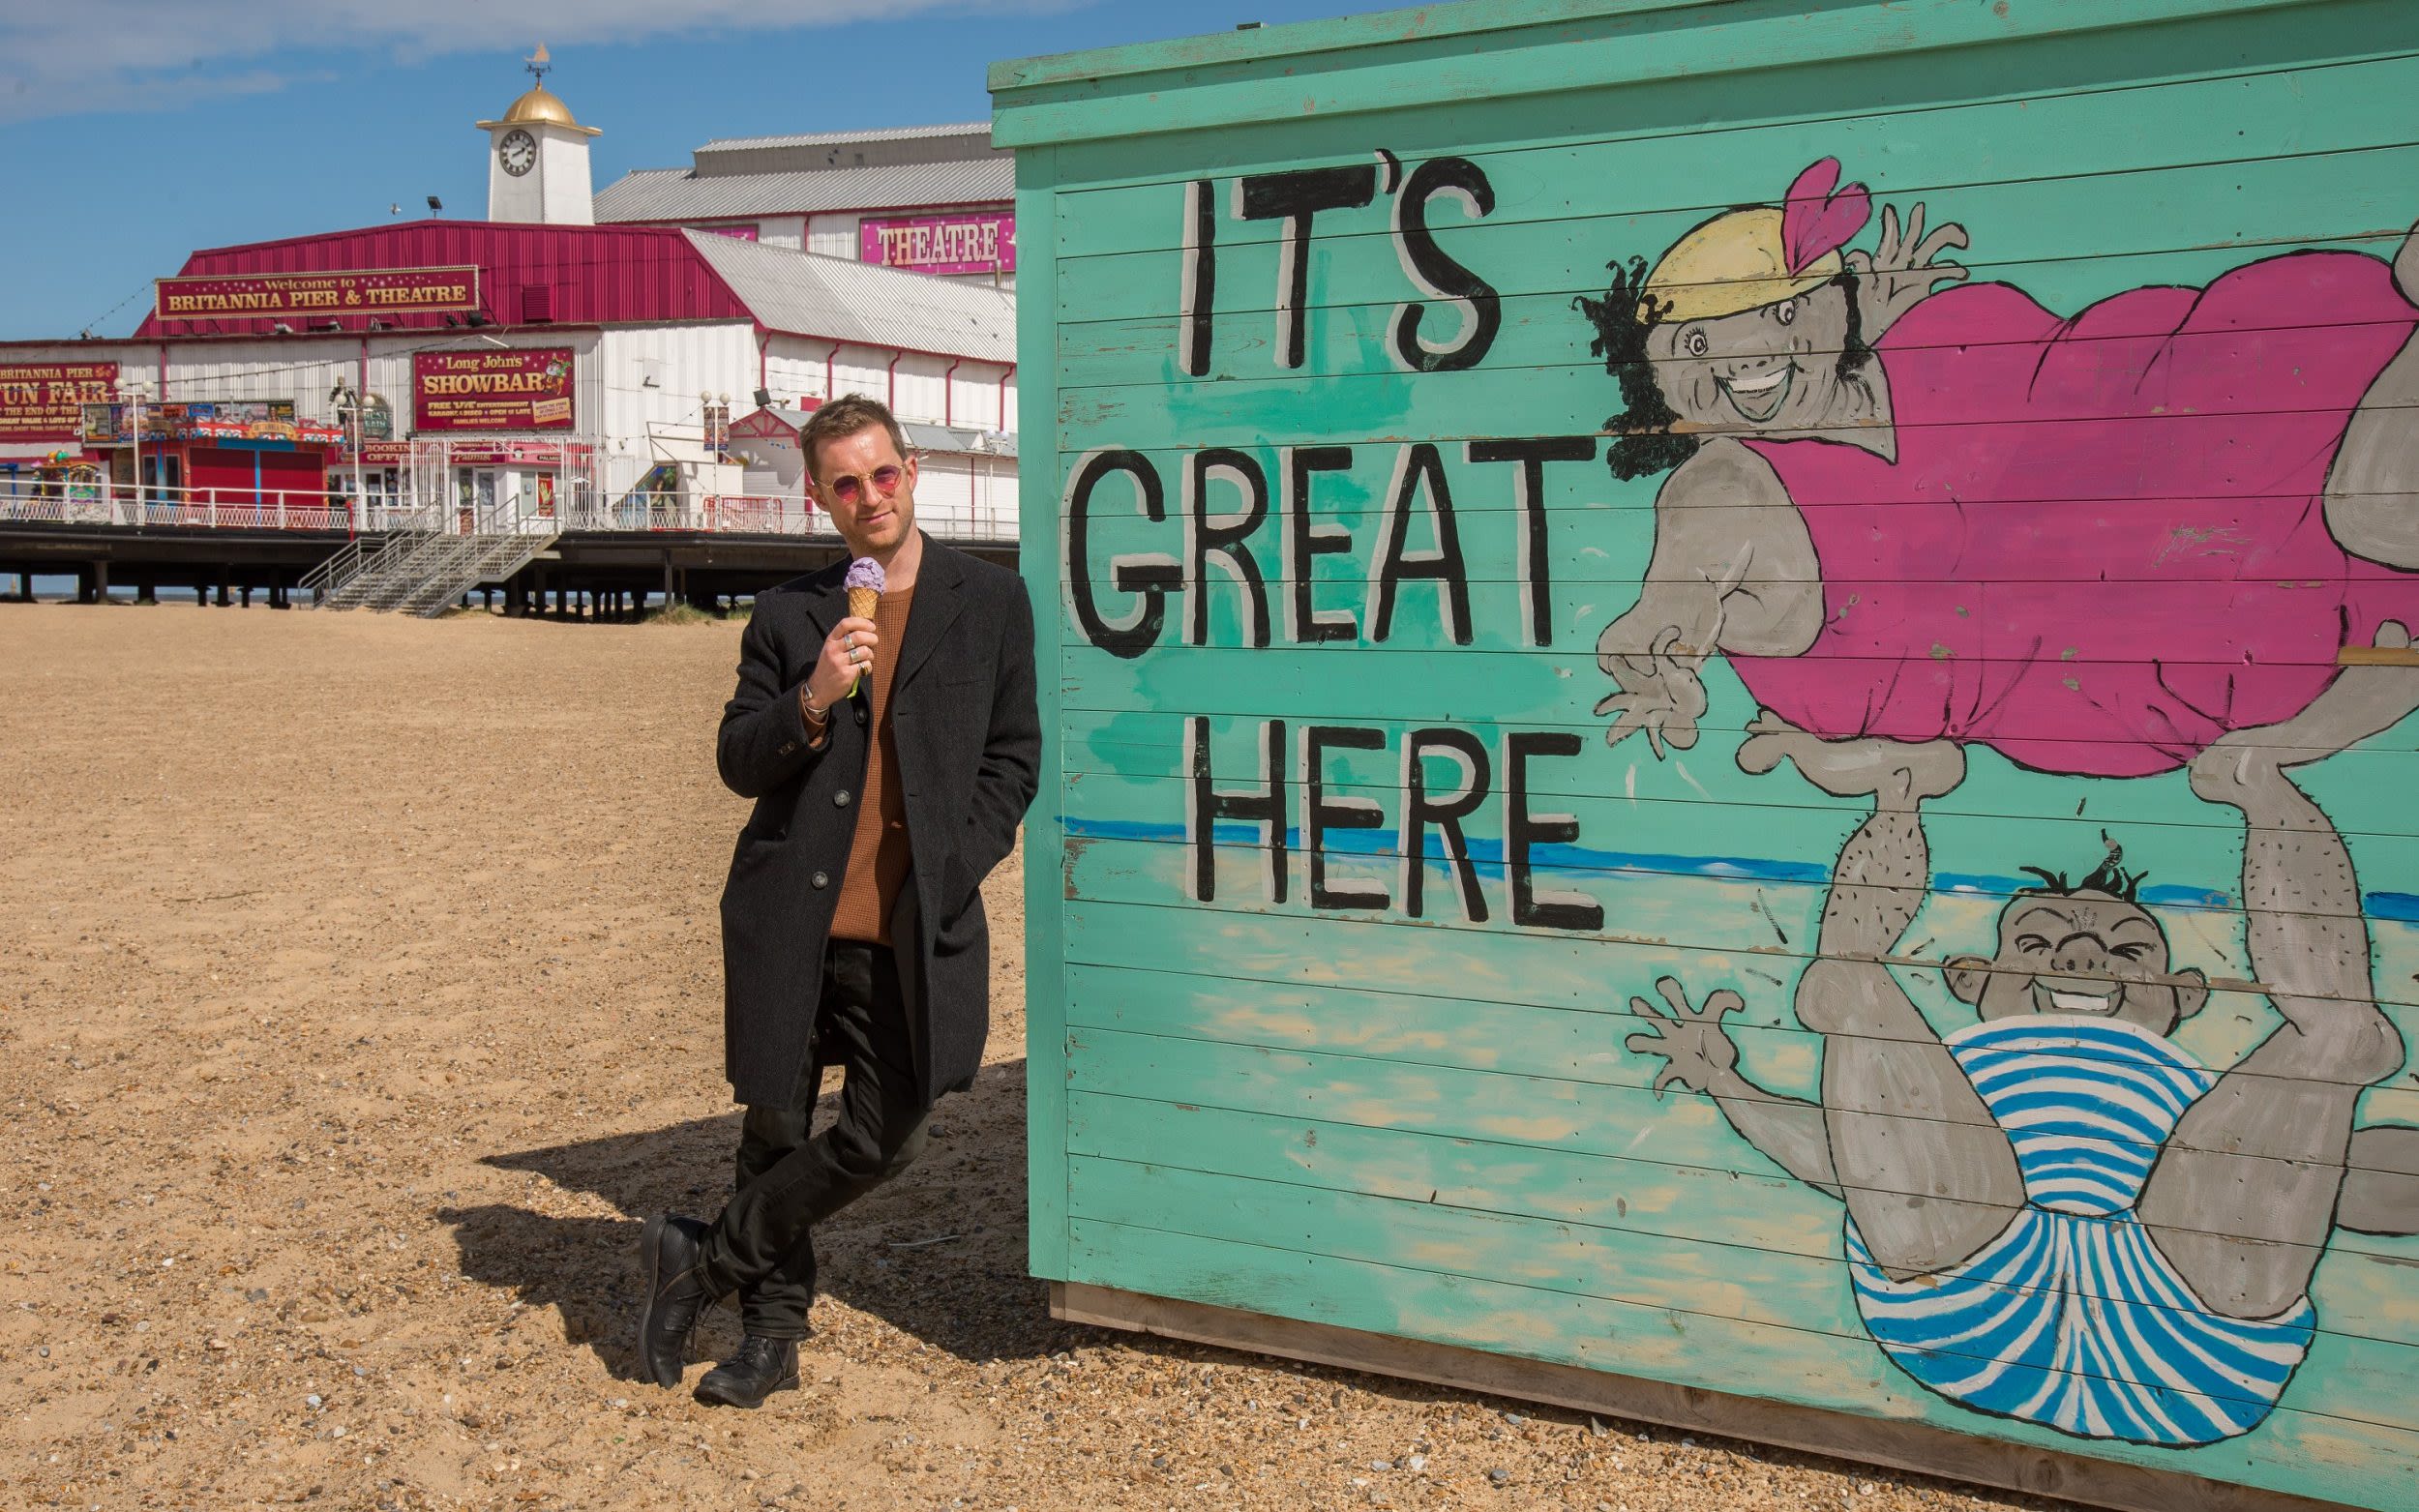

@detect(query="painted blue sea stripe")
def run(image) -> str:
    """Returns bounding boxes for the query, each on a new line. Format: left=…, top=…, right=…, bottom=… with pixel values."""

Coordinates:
left=1061, top=815, right=2415, bottom=918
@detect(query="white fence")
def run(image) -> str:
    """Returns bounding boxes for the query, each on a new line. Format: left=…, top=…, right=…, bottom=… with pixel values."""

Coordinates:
left=0, top=480, right=347, bottom=532
left=0, top=479, right=1018, bottom=544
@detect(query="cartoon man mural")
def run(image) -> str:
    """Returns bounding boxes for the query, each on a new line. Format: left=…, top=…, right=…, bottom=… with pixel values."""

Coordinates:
left=1626, top=667, right=2419, bottom=1445
left=1576, top=160, right=2419, bottom=775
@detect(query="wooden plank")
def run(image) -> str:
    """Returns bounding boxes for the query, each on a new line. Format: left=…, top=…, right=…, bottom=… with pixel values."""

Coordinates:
left=1057, top=707, right=2419, bottom=840
left=1053, top=1279, right=2376, bottom=1512
left=1018, top=142, right=1074, bottom=1283
left=1066, top=1083, right=1847, bottom=1259
left=1048, top=154, right=2416, bottom=330
left=1046, top=55, right=2419, bottom=259
left=1064, top=1089, right=2419, bottom=1324
left=1054, top=780, right=2419, bottom=923
left=1056, top=1228, right=2419, bottom=1510
left=1063, top=1023, right=2419, bottom=1232
left=1030, top=6, right=2419, bottom=200
left=1056, top=745, right=2419, bottom=847
left=990, top=0, right=2349, bottom=147
left=1056, top=282, right=2419, bottom=390
left=1060, top=960, right=2419, bottom=1170
left=1059, top=878, right=2419, bottom=1017
left=1065, top=1152, right=2419, bottom=1420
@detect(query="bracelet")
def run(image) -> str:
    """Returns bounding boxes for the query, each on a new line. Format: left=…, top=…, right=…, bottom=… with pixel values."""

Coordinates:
left=800, top=689, right=830, bottom=726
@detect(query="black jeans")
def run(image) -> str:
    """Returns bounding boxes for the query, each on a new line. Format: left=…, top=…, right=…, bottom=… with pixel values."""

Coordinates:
left=702, top=941, right=929, bottom=1340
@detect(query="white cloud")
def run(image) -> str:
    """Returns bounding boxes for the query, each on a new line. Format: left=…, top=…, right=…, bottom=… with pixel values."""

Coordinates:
left=0, top=1, right=1072, bottom=124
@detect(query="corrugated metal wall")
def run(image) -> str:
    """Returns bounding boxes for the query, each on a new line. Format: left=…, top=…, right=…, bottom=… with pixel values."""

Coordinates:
left=135, top=222, right=754, bottom=340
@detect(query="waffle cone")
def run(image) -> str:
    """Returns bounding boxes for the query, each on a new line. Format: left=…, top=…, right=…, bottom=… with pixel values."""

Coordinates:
left=846, top=585, right=880, bottom=695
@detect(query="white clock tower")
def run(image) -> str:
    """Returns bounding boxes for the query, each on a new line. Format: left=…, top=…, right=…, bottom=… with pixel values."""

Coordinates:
left=478, top=46, right=598, bottom=225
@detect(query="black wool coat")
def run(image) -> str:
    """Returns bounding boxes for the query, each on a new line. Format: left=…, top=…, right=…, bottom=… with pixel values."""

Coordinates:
left=714, top=538, right=1039, bottom=1109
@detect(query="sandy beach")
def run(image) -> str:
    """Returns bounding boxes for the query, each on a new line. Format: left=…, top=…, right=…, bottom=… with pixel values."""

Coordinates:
left=0, top=605, right=2056, bottom=1512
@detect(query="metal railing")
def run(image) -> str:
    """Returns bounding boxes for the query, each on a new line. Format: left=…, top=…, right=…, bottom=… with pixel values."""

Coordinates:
left=688, top=494, right=1016, bottom=543
left=698, top=494, right=821, bottom=536
left=0, top=479, right=354, bottom=532
left=2, top=479, right=1020, bottom=544
left=912, top=497, right=1019, bottom=545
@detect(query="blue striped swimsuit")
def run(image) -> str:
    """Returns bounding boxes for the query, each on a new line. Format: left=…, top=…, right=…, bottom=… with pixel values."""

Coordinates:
left=1845, top=1016, right=2314, bottom=1445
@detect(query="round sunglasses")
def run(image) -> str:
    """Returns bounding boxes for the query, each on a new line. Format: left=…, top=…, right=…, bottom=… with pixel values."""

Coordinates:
left=822, top=463, right=906, bottom=507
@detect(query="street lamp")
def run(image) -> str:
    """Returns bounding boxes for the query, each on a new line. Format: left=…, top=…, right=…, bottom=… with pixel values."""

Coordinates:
left=329, top=380, right=370, bottom=530
left=117, top=378, right=151, bottom=523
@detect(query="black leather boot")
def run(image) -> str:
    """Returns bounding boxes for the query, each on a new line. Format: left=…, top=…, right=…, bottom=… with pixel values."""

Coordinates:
left=639, top=1213, right=718, bottom=1388
left=694, top=1335, right=801, bottom=1408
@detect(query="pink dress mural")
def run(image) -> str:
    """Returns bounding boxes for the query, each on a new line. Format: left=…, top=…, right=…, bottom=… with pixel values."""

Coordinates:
left=1731, top=256, right=2419, bottom=775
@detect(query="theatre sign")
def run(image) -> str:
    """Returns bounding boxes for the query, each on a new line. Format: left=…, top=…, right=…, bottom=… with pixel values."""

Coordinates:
left=153, top=268, right=483, bottom=322
left=859, top=213, right=1015, bottom=277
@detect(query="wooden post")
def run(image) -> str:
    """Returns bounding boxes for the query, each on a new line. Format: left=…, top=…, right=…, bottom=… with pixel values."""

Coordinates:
left=92, top=560, right=109, bottom=601
left=216, top=567, right=231, bottom=607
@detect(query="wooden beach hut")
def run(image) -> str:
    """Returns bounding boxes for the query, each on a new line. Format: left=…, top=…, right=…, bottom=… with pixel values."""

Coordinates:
left=993, top=3, right=2419, bottom=1507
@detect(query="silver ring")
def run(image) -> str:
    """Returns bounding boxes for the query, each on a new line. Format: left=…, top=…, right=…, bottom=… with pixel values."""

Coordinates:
left=854, top=646, right=868, bottom=665
left=844, top=632, right=855, bottom=651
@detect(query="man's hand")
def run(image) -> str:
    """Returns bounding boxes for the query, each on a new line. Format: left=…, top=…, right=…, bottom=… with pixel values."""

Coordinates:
left=807, top=615, right=879, bottom=713
left=1595, top=623, right=1707, bottom=758
left=1842, top=201, right=1969, bottom=338
left=1625, top=976, right=1747, bottom=1095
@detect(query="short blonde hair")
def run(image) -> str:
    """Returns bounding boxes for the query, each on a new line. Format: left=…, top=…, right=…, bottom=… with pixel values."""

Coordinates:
left=801, top=394, right=911, bottom=478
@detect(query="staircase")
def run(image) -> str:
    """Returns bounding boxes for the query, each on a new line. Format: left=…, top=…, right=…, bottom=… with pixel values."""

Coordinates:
left=314, top=528, right=438, bottom=609
left=317, top=529, right=555, bottom=616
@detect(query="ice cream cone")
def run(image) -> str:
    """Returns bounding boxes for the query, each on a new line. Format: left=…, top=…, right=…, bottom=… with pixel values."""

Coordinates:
left=847, top=584, right=880, bottom=696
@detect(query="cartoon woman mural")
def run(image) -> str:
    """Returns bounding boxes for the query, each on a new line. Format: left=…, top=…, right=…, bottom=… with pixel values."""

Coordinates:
left=1593, top=162, right=2419, bottom=1447
left=1577, top=159, right=2419, bottom=776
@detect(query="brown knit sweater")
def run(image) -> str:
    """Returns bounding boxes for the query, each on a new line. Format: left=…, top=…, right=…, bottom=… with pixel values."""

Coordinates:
left=829, top=587, right=914, bottom=945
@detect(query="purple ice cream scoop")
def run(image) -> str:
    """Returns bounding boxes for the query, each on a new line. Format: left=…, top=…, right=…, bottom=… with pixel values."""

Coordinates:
left=844, top=557, right=885, bottom=593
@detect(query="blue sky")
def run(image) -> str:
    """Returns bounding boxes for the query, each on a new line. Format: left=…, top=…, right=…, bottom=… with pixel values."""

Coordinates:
left=0, top=1, right=1369, bottom=341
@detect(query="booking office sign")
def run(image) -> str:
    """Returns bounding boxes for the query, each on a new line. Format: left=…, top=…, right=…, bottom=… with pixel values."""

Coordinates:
left=1050, top=136, right=2419, bottom=1466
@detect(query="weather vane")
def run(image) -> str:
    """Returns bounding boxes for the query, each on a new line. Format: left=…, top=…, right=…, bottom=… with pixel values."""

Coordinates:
left=525, top=44, right=551, bottom=86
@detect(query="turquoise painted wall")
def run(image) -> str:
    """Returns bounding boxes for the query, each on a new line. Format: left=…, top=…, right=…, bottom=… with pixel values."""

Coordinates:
left=998, top=2, right=2419, bottom=1505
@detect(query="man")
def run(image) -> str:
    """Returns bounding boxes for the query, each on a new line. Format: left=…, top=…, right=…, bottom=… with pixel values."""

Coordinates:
left=1625, top=645, right=2419, bottom=1445
left=638, top=393, right=1039, bottom=1408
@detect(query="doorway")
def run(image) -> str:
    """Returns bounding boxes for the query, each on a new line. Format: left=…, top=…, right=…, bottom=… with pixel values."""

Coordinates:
left=456, top=467, right=497, bottom=531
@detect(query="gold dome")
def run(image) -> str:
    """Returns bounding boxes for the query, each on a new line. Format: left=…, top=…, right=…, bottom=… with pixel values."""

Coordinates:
left=478, top=84, right=600, bottom=136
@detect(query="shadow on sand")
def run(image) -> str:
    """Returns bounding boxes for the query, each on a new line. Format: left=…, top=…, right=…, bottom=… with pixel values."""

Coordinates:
left=435, top=1058, right=1073, bottom=1381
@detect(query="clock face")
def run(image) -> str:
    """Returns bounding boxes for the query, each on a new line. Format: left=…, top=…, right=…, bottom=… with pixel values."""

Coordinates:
left=498, top=129, right=537, bottom=178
